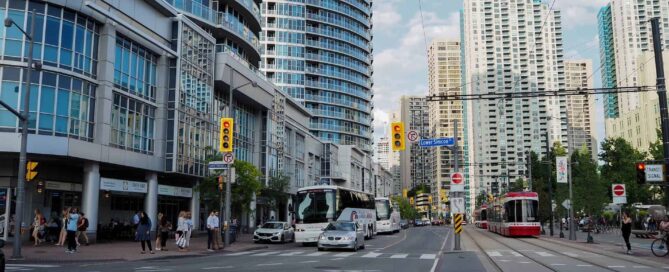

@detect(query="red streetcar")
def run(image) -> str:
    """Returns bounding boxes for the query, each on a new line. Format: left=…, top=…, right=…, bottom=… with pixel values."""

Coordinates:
left=487, top=192, right=540, bottom=237
left=474, top=204, right=488, bottom=229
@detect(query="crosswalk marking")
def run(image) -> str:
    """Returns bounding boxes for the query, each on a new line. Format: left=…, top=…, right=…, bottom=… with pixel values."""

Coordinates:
left=279, top=251, right=304, bottom=256
left=420, top=254, right=436, bottom=259
left=334, top=252, right=356, bottom=257
left=252, top=251, right=281, bottom=256
left=363, top=252, right=383, bottom=258
left=306, top=252, right=328, bottom=257
left=510, top=251, right=522, bottom=257
left=576, top=265, right=593, bottom=267
left=535, top=252, right=553, bottom=257
left=390, top=254, right=408, bottom=259
left=226, top=251, right=254, bottom=256
left=562, top=252, right=578, bottom=257
left=8, top=265, right=60, bottom=268
left=487, top=251, right=502, bottom=257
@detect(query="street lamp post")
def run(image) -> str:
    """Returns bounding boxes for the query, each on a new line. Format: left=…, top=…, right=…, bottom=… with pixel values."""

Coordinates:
left=4, top=11, right=41, bottom=260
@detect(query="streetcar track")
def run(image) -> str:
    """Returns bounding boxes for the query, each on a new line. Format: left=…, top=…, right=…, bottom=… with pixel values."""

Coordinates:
left=471, top=227, right=560, bottom=272
left=463, top=227, right=503, bottom=272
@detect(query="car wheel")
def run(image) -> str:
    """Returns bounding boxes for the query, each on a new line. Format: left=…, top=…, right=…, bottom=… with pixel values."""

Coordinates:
left=360, top=243, right=365, bottom=250
left=353, top=240, right=358, bottom=252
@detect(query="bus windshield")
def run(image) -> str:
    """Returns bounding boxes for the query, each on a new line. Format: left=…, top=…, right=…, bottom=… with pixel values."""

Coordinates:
left=375, top=200, right=391, bottom=220
left=296, top=190, right=336, bottom=223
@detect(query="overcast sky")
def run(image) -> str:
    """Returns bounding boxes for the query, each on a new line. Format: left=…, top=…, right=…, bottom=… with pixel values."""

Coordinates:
left=370, top=0, right=607, bottom=156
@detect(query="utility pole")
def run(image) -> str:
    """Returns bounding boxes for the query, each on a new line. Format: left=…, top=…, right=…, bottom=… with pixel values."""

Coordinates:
left=545, top=132, right=554, bottom=237
left=650, top=18, right=669, bottom=207
left=565, top=104, right=576, bottom=241
left=453, top=120, right=461, bottom=251
left=527, top=151, right=532, bottom=191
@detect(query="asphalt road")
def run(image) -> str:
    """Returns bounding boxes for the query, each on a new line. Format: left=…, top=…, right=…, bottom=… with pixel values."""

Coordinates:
left=6, top=225, right=491, bottom=272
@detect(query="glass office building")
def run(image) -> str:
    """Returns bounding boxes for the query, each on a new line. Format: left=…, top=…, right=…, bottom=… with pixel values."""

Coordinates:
left=260, top=0, right=374, bottom=153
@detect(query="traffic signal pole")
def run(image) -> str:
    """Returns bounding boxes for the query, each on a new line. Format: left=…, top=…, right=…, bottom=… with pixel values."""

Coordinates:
left=453, top=120, right=461, bottom=251
left=650, top=18, right=669, bottom=207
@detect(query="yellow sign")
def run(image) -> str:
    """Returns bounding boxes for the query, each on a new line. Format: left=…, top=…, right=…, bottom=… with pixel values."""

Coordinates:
left=219, top=118, right=234, bottom=152
left=409, top=197, right=414, bottom=205
left=26, top=161, right=38, bottom=181
left=454, top=213, right=463, bottom=234
left=390, top=122, right=406, bottom=151
left=403, top=188, right=408, bottom=198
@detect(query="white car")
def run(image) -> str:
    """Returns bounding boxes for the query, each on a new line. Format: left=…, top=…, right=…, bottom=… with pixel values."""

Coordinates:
left=254, top=221, right=295, bottom=243
left=317, top=221, right=366, bottom=252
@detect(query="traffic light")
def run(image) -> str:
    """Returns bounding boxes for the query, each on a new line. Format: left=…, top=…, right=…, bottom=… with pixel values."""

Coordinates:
left=26, top=161, right=38, bottom=181
left=218, top=175, right=224, bottom=191
left=428, top=195, right=433, bottom=204
left=390, top=122, right=405, bottom=151
left=402, top=188, right=408, bottom=198
left=219, top=118, right=234, bottom=152
left=636, top=162, right=646, bottom=184
left=36, top=180, right=44, bottom=193
left=409, top=197, right=414, bottom=205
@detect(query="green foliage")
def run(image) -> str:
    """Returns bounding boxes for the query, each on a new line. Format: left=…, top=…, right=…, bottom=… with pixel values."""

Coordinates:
left=602, top=211, right=615, bottom=222
left=476, top=192, right=487, bottom=207
left=571, top=148, right=607, bottom=216
left=262, top=173, right=291, bottom=212
left=649, top=129, right=663, bottom=161
left=232, top=160, right=263, bottom=212
left=600, top=137, right=650, bottom=205
left=509, top=178, right=526, bottom=192
left=392, top=196, right=417, bottom=220
left=409, top=184, right=431, bottom=196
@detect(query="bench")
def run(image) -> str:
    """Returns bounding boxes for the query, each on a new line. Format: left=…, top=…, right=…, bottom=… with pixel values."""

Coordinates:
left=631, top=230, right=658, bottom=238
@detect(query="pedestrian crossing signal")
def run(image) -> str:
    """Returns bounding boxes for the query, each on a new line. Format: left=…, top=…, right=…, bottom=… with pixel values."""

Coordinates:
left=390, top=122, right=405, bottom=151
left=219, top=118, right=234, bottom=152
left=26, top=161, right=38, bottom=181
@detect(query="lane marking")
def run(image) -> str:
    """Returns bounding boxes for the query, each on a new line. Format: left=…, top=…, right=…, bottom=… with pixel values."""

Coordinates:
left=499, top=260, right=511, bottom=262
left=519, top=261, right=532, bottom=264
left=535, top=252, right=553, bottom=257
left=257, top=263, right=283, bottom=266
left=202, top=266, right=234, bottom=270
left=486, top=251, right=502, bottom=257
left=279, top=251, right=304, bottom=256
left=332, top=258, right=344, bottom=260
left=550, top=264, right=566, bottom=266
left=306, top=252, right=328, bottom=256
left=608, top=266, right=625, bottom=268
left=380, top=228, right=408, bottom=250
left=8, top=265, right=61, bottom=268
left=576, top=265, right=593, bottom=267
left=226, top=251, right=254, bottom=256
left=430, top=227, right=451, bottom=272
left=390, top=254, right=408, bottom=259
left=334, top=252, right=356, bottom=257
left=362, top=252, right=383, bottom=258
left=252, top=251, right=281, bottom=256
left=420, top=254, right=437, bottom=260
left=633, top=266, right=650, bottom=269
left=562, top=252, right=579, bottom=257
left=300, top=260, right=319, bottom=264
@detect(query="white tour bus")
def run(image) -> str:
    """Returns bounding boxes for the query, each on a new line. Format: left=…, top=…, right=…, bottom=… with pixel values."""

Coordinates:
left=375, top=197, right=401, bottom=234
left=294, top=185, right=377, bottom=244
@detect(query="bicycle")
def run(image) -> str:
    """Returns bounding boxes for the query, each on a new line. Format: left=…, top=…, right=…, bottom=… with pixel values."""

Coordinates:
left=651, top=231, right=669, bottom=257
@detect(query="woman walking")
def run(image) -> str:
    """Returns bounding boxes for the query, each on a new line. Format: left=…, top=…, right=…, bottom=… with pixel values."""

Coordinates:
left=136, top=211, right=154, bottom=254
left=56, top=209, right=67, bottom=246
left=156, top=213, right=171, bottom=251
left=176, top=211, right=187, bottom=251
left=32, top=209, right=44, bottom=246
left=622, top=212, right=633, bottom=255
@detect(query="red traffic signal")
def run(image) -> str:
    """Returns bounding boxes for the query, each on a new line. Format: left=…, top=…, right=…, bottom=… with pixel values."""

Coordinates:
left=636, top=162, right=646, bottom=184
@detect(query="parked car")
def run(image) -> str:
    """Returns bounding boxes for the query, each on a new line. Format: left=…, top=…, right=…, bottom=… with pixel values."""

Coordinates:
left=317, top=221, right=365, bottom=252
left=414, top=219, right=423, bottom=227
left=423, top=219, right=431, bottom=226
left=253, top=221, right=294, bottom=243
left=399, top=219, right=409, bottom=229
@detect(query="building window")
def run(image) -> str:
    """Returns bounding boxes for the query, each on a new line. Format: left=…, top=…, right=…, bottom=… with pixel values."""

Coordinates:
left=114, top=35, right=158, bottom=101
left=110, top=92, right=155, bottom=154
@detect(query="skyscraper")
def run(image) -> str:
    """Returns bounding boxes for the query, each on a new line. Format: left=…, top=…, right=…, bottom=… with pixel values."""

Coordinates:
left=260, top=0, right=375, bottom=152
left=399, top=96, right=431, bottom=192
left=463, top=0, right=567, bottom=190
left=427, top=39, right=472, bottom=216
left=598, top=0, right=669, bottom=151
left=564, top=60, right=597, bottom=161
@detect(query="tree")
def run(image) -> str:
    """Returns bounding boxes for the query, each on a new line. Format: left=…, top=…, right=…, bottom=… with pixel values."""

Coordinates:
left=649, top=129, right=663, bottom=161
left=600, top=137, right=650, bottom=205
left=475, top=192, right=487, bottom=207
left=392, top=196, right=417, bottom=220
left=571, top=147, right=607, bottom=216
left=231, top=160, right=263, bottom=213
left=509, top=178, right=526, bottom=192
left=262, top=173, right=291, bottom=214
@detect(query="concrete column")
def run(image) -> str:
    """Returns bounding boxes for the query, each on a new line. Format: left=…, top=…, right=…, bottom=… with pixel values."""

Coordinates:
left=82, top=162, right=100, bottom=242
left=144, top=172, right=158, bottom=237
left=190, top=182, right=200, bottom=230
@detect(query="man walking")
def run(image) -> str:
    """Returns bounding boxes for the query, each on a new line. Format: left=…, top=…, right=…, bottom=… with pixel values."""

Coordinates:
left=207, top=211, right=221, bottom=251
left=66, top=208, right=80, bottom=253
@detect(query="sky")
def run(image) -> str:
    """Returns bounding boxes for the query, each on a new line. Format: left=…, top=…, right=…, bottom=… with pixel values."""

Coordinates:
left=370, top=0, right=608, bottom=155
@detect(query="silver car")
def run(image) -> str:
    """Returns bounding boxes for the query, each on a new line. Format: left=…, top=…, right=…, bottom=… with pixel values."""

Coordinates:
left=317, top=221, right=365, bottom=252
left=253, top=221, right=295, bottom=243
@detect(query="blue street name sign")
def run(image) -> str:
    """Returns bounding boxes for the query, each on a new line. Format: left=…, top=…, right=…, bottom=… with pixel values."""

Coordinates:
left=419, top=138, right=455, bottom=147
left=208, top=161, right=228, bottom=170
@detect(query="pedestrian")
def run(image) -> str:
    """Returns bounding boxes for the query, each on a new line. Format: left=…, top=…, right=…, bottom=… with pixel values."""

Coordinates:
left=77, top=212, right=89, bottom=246
left=650, top=216, right=657, bottom=231
left=32, top=209, right=45, bottom=246
left=136, top=211, right=154, bottom=254
left=207, top=210, right=222, bottom=250
left=622, top=211, right=633, bottom=255
left=65, top=207, right=80, bottom=253
left=56, top=209, right=67, bottom=246
left=156, top=213, right=171, bottom=251
left=185, top=211, right=193, bottom=249
left=176, top=211, right=187, bottom=251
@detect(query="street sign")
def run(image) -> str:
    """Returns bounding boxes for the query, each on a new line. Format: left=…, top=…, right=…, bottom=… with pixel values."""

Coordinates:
left=223, top=152, right=235, bottom=164
left=419, top=137, right=455, bottom=147
left=556, top=156, right=568, bottom=184
left=450, top=172, right=465, bottom=192
left=561, top=199, right=571, bottom=210
left=552, top=203, right=557, bottom=212
left=645, top=164, right=665, bottom=182
left=407, top=130, right=420, bottom=142
left=451, top=197, right=465, bottom=214
left=612, top=184, right=627, bottom=204
left=208, top=161, right=228, bottom=170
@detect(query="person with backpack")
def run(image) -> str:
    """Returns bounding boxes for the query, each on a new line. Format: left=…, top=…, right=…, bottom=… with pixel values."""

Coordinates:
left=65, top=207, right=80, bottom=253
left=77, top=212, right=89, bottom=246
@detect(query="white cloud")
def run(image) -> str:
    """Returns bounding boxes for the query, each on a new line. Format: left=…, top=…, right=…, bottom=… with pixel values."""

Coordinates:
left=372, top=1, right=402, bottom=31
left=554, top=0, right=609, bottom=29
left=371, top=11, right=460, bottom=142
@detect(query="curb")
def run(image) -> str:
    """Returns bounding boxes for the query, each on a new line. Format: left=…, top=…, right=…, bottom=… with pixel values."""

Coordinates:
left=541, top=237, right=669, bottom=268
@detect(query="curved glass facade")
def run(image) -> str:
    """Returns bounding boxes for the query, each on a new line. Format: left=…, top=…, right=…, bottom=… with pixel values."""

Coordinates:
left=261, top=0, right=373, bottom=152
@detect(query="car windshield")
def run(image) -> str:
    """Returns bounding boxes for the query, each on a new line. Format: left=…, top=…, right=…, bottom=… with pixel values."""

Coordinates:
left=325, top=222, right=355, bottom=231
left=261, top=223, right=283, bottom=229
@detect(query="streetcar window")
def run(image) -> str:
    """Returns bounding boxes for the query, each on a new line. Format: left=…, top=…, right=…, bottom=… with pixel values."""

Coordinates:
left=515, top=200, right=523, bottom=222
left=524, top=200, right=538, bottom=222
left=505, top=201, right=516, bottom=222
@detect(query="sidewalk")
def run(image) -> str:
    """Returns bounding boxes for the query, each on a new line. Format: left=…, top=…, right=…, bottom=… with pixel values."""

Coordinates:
left=540, top=227, right=669, bottom=267
left=1, top=232, right=267, bottom=263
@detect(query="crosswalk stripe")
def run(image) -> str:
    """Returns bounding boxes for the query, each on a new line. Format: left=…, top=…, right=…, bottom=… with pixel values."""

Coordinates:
left=511, top=251, right=522, bottom=257
left=8, top=265, right=60, bottom=268
left=279, top=251, right=304, bottom=256
left=562, top=252, right=578, bottom=257
left=390, top=254, right=408, bottom=259
left=535, top=252, right=553, bottom=257
left=362, top=252, right=383, bottom=258
left=420, top=254, right=436, bottom=259
left=487, top=251, right=502, bottom=257
left=306, top=252, right=329, bottom=256
left=252, top=251, right=281, bottom=256
left=226, top=251, right=254, bottom=256
left=334, top=253, right=356, bottom=257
